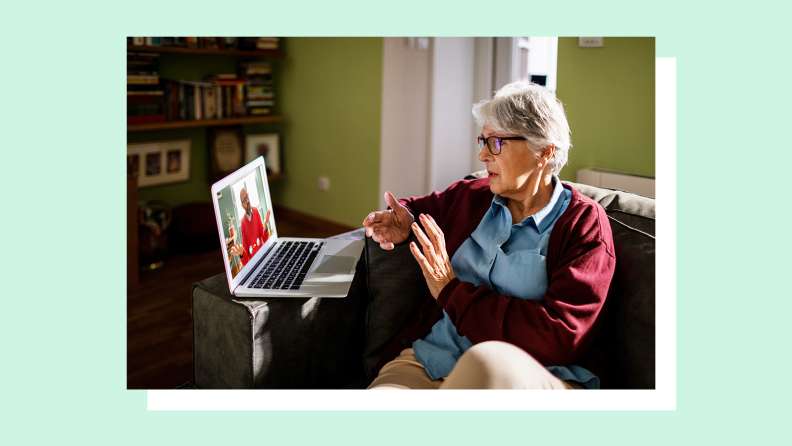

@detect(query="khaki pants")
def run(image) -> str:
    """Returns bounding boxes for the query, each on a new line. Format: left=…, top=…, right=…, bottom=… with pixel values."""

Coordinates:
left=368, top=341, right=583, bottom=390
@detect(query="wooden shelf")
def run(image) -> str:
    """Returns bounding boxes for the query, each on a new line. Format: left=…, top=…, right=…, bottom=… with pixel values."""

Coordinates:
left=267, top=173, right=285, bottom=181
left=127, top=115, right=285, bottom=132
left=127, top=45, right=284, bottom=58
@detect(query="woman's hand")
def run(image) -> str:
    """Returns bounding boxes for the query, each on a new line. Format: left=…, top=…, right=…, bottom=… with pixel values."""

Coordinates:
left=410, top=213, right=456, bottom=299
left=363, top=191, right=414, bottom=250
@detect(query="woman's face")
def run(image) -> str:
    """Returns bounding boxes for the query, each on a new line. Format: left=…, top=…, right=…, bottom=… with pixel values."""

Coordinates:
left=478, top=125, right=541, bottom=199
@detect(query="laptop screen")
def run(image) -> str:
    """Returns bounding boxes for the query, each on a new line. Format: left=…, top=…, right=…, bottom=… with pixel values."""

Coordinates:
left=214, top=162, right=274, bottom=279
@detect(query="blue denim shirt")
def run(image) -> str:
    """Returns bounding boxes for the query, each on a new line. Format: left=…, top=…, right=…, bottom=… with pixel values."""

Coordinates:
left=412, top=176, right=599, bottom=388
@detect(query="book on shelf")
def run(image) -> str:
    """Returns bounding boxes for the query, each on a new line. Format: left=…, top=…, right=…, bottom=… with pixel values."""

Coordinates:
left=203, top=87, right=216, bottom=119
left=132, top=37, right=144, bottom=45
left=256, top=37, right=280, bottom=50
left=128, top=102, right=166, bottom=115
left=240, top=61, right=274, bottom=116
left=247, top=85, right=274, bottom=99
left=127, top=94, right=166, bottom=103
left=194, top=84, right=202, bottom=120
left=127, top=90, right=164, bottom=96
left=248, top=108, right=272, bottom=116
left=127, top=52, right=160, bottom=76
left=246, top=100, right=274, bottom=107
left=128, top=115, right=167, bottom=125
left=238, top=37, right=280, bottom=51
left=166, top=83, right=179, bottom=122
left=127, top=75, right=160, bottom=85
left=145, top=37, right=161, bottom=46
left=127, top=60, right=277, bottom=126
left=204, top=73, right=239, bottom=81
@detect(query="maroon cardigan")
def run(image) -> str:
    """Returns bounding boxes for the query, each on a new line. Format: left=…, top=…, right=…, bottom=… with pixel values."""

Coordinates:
left=368, top=178, right=616, bottom=386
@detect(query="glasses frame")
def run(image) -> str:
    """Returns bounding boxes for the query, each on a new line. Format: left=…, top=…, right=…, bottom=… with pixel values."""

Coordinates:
left=477, top=136, right=527, bottom=155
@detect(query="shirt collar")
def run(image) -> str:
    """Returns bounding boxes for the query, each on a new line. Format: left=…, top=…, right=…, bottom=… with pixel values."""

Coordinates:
left=490, top=175, right=565, bottom=232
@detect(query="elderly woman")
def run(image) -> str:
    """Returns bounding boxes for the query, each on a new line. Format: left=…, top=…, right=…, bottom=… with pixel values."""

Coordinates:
left=362, top=82, right=615, bottom=389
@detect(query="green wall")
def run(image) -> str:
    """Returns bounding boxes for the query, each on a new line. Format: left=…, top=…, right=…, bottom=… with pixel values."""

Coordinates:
left=556, top=37, right=655, bottom=181
left=273, top=38, right=382, bottom=228
left=131, top=38, right=383, bottom=229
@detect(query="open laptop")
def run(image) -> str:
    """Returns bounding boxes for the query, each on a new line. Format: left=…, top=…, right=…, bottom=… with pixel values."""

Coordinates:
left=211, top=157, right=363, bottom=298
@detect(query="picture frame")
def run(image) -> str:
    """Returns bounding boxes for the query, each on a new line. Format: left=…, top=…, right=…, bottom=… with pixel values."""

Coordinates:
left=209, top=126, right=245, bottom=182
left=127, top=139, right=191, bottom=188
left=245, top=133, right=280, bottom=175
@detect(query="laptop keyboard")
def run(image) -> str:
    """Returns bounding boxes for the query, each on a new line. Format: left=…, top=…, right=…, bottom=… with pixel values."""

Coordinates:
left=249, top=241, right=324, bottom=290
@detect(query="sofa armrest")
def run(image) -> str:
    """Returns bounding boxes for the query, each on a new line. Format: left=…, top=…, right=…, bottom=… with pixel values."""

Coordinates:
left=192, top=232, right=370, bottom=389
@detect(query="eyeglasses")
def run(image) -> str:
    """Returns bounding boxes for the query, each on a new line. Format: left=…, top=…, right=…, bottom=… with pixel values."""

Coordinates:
left=241, top=195, right=250, bottom=205
left=477, top=135, right=527, bottom=155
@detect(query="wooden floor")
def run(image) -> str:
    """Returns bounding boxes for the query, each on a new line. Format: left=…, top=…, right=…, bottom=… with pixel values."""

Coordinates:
left=127, top=206, right=357, bottom=389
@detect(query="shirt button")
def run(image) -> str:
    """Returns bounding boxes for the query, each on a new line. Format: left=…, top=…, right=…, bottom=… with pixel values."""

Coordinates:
left=400, top=337, right=410, bottom=346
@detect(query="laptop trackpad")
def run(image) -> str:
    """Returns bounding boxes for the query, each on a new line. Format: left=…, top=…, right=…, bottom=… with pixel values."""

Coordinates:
left=314, top=255, right=356, bottom=274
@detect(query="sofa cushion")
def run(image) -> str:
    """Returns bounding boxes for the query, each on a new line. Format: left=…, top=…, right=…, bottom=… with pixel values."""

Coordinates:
left=560, top=182, right=655, bottom=389
left=594, top=216, right=655, bottom=388
left=563, top=181, right=655, bottom=236
left=362, top=231, right=432, bottom=377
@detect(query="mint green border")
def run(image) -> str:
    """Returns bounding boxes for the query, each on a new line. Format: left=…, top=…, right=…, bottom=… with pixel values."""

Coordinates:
left=3, top=0, right=786, bottom=443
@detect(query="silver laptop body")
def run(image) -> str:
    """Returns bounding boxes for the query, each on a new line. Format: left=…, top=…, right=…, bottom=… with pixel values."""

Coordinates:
left=210, top=157, right=363, bottom=298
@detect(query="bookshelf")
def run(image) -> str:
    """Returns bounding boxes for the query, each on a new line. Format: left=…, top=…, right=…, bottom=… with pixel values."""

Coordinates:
left=127, top=45, right=285, bottom=58
left=127, top=40, right=285, bottom=184
left=127, top=115, right=284, bottom=132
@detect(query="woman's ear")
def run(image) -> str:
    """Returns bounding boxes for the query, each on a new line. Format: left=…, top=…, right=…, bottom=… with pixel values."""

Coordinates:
left=541, top=145, right=555, bottom=164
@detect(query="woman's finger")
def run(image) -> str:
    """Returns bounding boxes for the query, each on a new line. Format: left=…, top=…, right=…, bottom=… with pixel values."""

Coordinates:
left=409, top=241, right=431, bottom=272
left=412, top=222, right=438, bottom=265
left=424, top=214, right=446, bottom=255
left=419, top=214, right=445, bottom=254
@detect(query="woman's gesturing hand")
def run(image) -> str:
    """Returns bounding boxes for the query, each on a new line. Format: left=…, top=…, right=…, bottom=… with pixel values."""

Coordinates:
left=410, top=213, right=456, bottom=299
left=362, top=191, right=414, bottom=250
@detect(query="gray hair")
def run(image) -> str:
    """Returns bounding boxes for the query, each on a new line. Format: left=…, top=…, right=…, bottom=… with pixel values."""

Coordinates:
left=472, top=82, right=572, bottom=175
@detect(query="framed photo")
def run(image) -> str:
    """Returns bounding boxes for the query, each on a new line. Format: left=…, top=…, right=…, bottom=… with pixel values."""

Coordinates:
left=245, top=133, right=280, bottom=175
left=209, top=126, right=244, bottom=181
left=127, top=139, right=191, bottom=188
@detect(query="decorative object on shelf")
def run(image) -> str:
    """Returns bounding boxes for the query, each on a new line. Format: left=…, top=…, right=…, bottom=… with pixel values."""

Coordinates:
left=245, top=133, right=280, bottom=174
left=209, top=126, right=244, bottom=180
left=138, top=200, right=171, bottom=271
left=127, top=139, right=191, bottom=188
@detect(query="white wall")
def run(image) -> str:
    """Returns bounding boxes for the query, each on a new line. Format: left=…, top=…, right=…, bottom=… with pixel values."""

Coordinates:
left=379, top=37, right=495, bottom=209
left=427, top=37, right=477, bottom=194
left=471, top=37, right=494, bottom=173
left=378, top=38, right=432, bottom=209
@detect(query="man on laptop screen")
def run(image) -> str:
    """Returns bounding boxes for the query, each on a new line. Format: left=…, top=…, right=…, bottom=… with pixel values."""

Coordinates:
left=230, top=183, right=271, bottom=267
left=216, top=167, right=272, bottom=279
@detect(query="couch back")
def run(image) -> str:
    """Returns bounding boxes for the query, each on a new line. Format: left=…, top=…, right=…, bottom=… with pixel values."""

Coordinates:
left=563, top=181, right=655, bottom=389
left=362, top=177, right=656, bottom=389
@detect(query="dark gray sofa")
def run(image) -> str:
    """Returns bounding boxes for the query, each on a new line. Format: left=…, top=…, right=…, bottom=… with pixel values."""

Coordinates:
left=191, top=179, right=655, bottom=389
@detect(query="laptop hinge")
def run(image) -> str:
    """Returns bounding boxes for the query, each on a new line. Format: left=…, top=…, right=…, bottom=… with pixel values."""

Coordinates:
left=238, top=242, right=277, bottom=287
